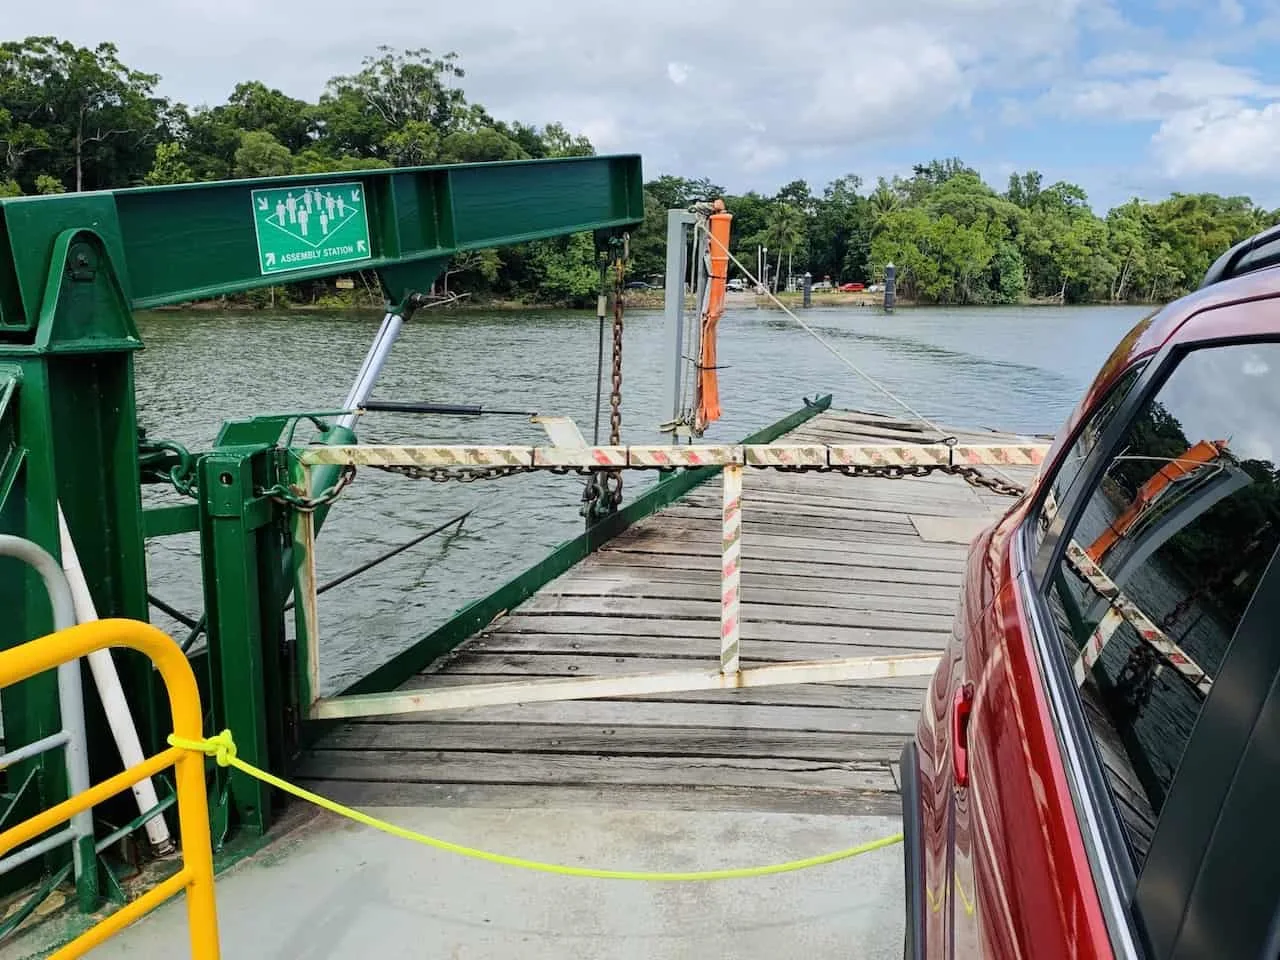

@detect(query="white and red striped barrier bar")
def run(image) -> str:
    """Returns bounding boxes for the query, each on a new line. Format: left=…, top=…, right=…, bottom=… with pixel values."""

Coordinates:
left=744, top=444, right=829, bottom=468
left=532, top=446, right=627, bottom=468
left=1065, top=542, right=1213, bottom=696
left=626, top=445, right=744, bottom=468
left=720, top=465, right=743, bottom=675
left=301, top=441, right=1049, bottom=471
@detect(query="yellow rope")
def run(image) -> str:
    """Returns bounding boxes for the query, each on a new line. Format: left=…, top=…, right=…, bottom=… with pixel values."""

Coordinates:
left=170, top=730, right=903, bottom=881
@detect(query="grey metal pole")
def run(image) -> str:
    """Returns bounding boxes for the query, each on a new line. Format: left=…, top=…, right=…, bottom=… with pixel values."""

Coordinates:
left=662, top=211, right=697, bottom=430
left=803, top=272, right=813, bottom=308
left=338, top=310, right=404, bottom=430
left=884, top=264, right=897, bottom=314
left=0, top=536, right=94, bottom=900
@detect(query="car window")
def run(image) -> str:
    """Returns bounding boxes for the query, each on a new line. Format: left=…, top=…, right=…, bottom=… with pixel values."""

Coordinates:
left=1034, top=363, right=1146, bottom=547
left=1043, top=341, right=1280, bottom=866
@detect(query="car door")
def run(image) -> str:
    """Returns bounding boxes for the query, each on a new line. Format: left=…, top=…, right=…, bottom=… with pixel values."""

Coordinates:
left=1027, top=334, right=1280, bottom=957
left=934, top=359, right=1148, bottom=959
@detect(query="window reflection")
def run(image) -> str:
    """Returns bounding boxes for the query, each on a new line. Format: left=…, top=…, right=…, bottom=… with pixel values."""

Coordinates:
left=1046, top=342, right=1280, bottom=865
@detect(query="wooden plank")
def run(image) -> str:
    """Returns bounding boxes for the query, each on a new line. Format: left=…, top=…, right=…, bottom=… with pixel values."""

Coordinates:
left=345, top=698, right=922, bottom=734
left=319, top=722, right=910, bottom=762
left=614, top=527, right=962, bottom=563
left=430, top=655, right=942, bottom=686
left=681, top=490, right=996, bottom=520
left=735, top=476, right=988, bottom=506
left=290, top=780, right=903, bottom=816
left=655, top=504, right=916, bottom=531
left=404, top=673, right=926, bottom=712
left=539, top=579, right=960, bottom=615
left=553, top=566, right=962, bottom=600
left=606, top=538, right=968, bottom=572
left=487, top=614, right=950, bottom=648
left=583, top=551, right=964, bottom=586
left=514, top=594, right=956, bottom=632
left=463, top=632, right=945, bottom=664
left=294, top=749, right=899, bottom=792
left=410, top=670, right=932, bottom=692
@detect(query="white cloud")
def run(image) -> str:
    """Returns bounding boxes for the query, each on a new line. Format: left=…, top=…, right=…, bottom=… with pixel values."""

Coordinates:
left=1220, top=0, right=1246, bottom=25
left=1045, top=60, right=1279, bottom=121
left=799, top=26, right=970, bottom=138
left=1152, top=99, right=1280, bottom=177
left=731, top=137, right=788, bottom=174
left=6, top=0, right=1094, bottom=190
left=1083, top=51, right=1159, bottom=77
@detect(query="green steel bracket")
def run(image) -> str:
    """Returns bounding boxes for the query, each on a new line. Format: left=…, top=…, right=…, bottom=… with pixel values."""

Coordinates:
left=142, top=503, right=200, bottom=539
left=0, top=155, right=643, bottom=332
left=216, top=412, right=342, bottom=448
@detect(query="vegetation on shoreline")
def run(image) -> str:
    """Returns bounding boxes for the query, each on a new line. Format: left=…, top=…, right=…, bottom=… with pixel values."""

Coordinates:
left=4, top=38, right=1276, bottom=308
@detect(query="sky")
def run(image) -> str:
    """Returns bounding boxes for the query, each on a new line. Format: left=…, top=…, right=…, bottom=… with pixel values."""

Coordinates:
left=10, top=0, right=1280, bottom=212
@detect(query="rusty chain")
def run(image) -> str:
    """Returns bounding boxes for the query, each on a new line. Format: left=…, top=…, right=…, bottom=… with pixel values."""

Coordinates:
left=603, top=245, right=626, bottom=508
left=261, top=465, right=358, bottom=512
left=367, top=460, right=1026, bottom=497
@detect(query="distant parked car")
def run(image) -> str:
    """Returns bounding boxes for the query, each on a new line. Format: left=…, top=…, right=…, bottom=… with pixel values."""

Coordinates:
left=839, top=282, right=865, bottom=292
left=624, top=281, right=653, bottom=290
left=727, top=279, right=746, bottom=292
left=902, top=223, right=1280, bottom=959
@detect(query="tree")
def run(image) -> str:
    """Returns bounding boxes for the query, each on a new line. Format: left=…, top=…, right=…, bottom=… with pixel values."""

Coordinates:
left=233, top=130, right=292, bottom=178
left=0, top=37, right=169, bottom=191
left=437, top=127, right=526, bottom=164
left=538, top=122, right=594, bottom=158
left=868, top=178, right=901, bottom=226
left=318, top=46, right=467, bottom=158
left=763, top=203, right=805, bottom=291
left=0, top=104, right=48, bottom=184
left=34, top=173, right=65, bottom=194
left=528, top=232, right=599, bottom=304
left=143, top=140, right=193, bottom=185
left=440, top=249, right=501, bottom=295
left=382, top=120, right=440, bottom=166
left=223, top=81, right=313, bottom=152
left=645, top=175, right=725, bottom=210
left=808, top=174, right=870, bottom=283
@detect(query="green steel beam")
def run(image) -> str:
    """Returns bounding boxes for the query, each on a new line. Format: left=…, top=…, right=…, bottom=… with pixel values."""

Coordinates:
left=0, top=155, right=643, bottom=332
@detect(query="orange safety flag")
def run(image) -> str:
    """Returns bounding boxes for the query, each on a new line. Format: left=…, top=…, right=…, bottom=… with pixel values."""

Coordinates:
left=695, top=203, right=733, bottom=433
left=1086, top=438, right=1227, bottom=563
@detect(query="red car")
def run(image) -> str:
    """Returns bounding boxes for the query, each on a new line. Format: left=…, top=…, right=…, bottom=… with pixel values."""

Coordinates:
left=902, top=226, right=1280, bottom=959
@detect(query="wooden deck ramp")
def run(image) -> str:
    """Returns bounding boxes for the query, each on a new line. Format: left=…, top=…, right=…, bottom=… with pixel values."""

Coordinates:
left=301, top=409, right=1041, bottom=814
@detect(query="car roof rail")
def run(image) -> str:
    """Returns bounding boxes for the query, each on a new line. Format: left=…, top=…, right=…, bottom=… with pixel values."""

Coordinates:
left=1201, top=223, right=1280, bottom=289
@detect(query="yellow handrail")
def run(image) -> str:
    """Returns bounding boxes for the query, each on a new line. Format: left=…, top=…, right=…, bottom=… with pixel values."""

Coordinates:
left=0, top=619, right=219, bottom=959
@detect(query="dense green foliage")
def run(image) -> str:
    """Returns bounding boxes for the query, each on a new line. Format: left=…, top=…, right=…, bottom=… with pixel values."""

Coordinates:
left=2, top=37, right=1277, bottom=305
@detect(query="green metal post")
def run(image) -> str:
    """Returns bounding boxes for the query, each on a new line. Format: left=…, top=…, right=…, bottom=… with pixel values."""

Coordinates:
left=197, top=447, right=286, bottom=835
left=0, top=229, right=150, bottom=901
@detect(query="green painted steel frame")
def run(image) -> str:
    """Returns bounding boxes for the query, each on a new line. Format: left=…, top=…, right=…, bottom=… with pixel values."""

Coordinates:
left=0, top=155, right=643, bottom=330
left=0, top=154, right=644, bottom=884
left=296, top=395, right=833, bottom=723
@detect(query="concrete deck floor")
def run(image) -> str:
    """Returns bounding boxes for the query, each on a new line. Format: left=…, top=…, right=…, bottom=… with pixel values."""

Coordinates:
left=8, top=808, right=905, bottom=959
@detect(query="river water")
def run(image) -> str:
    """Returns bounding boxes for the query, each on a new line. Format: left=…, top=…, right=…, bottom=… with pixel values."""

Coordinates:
left=135, top=303, right=1152, bottom=692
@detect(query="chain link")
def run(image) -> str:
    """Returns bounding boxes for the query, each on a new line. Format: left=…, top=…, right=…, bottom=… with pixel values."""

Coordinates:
left=603, top=248, right=626, bottom=509
left=369, top=459, right=1026, bottom=497
left=261, top=465, right=358, bottom=512
left=370, top=464, right=527, bottom=484
left=139, top=437, right=199, bottom=498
